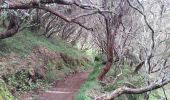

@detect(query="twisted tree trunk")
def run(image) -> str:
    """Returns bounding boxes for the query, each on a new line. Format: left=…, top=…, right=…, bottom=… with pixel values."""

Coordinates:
left=0, top=14, right=19, bottom=39
left=98, top=35, right=114, bottom=81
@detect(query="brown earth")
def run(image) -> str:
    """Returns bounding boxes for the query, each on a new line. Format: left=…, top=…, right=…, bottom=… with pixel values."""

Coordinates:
left=0, top=45, right=62, bottom=78
left=20, top=71, right=90, bottom=100
left=0, top=45, right=90, bottom=100
left=0, top=45, right=87, bottom=79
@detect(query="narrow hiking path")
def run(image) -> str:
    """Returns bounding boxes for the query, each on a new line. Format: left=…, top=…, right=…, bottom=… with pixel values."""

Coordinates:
left=20, top=71, right=90, bottom=100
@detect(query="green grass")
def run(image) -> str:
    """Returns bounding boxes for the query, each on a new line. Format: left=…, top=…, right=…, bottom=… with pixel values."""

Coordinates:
left=149, top=87, right=170, bottom=100
left=76, top=61, right=145, bottom=100
left=75, top=61, right=102, bottom=100
left=0, top=30, right=82, bottom=58
left=0, top=79, right=14, bottom=100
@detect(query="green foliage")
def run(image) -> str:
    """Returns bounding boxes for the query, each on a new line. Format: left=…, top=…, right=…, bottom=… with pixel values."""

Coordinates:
left=80, top=61, right=93, bottom=71
left=75, top=61, right=102, bottom=100
left=149, top=88, right=170, bottom=100
left=3, top=69, right=48, bottom=93
left=94, top=54, right=105, bottom=62
left=0, top=79, right=14, bottom=100
left=149, top=90, right=160, bottom=100
left=76, top=59, right=145, bottom=100
left=104, top=63, right=144, bottom=100
left=46, top=61, right=61, bottom=82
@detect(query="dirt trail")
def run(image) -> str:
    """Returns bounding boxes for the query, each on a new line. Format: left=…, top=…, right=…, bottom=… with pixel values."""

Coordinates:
left=21, top=72, right=90, bottom=100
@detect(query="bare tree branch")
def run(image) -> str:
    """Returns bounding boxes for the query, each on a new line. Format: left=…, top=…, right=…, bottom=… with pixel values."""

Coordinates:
left=95, top=78, right=170, bottom=100
left=126, top=0, right=155, bottom=49
left=0, top=1, right=95, bottom=30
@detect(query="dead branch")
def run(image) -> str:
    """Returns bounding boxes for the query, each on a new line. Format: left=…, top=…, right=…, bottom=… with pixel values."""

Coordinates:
left=95, top=78, right=170, bottom=100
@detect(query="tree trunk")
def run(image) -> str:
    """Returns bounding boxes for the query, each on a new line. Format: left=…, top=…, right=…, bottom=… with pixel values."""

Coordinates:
left=98, top=33, right=114, bottom=81
left=98, top=60, right=113, bottom=81
left=0, top=14, right=19, bottom=39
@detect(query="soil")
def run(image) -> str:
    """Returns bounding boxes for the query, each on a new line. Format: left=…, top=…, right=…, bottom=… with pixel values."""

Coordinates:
left=20, top=71, right=90, bottom=100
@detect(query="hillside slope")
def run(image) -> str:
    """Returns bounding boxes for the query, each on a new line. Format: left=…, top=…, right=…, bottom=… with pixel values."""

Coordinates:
left=0, top=30, right=90, bottom=99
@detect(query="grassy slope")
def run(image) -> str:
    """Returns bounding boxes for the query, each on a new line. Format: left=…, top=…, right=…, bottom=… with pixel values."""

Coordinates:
left=0, top=30, right=90, bottom=81
left=0, top=29, right=91, bottom=99
left=0, top=30, right=82, bottom=58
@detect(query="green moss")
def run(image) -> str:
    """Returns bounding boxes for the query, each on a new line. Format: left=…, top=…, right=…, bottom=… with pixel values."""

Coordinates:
left=0, top=79, right=14, bottom=100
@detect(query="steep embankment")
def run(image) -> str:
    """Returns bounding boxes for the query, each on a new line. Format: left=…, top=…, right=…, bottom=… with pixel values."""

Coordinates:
left=0, top=30, right=90, bottom=99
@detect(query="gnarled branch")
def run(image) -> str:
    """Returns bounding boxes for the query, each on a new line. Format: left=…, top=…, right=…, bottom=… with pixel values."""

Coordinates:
left=95, top=78, right=170, bottom=100
left=0, top=1, right=94, bottom=31
left=0, top=14, right=19, bottom=39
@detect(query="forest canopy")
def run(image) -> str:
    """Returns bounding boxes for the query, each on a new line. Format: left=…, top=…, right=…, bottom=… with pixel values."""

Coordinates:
left=0, top=0, right=170, bottom=100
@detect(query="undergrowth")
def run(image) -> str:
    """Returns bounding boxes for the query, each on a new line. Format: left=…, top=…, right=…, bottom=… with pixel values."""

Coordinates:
left=76, top=59, right=145, bottom=100
left=75, top=61, right=102, bottom=100
left=0, top=79, right=14, bottom=100
left=104, top=63, right=144, bottom=100
left=3, top=69, right=49, bottom=93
